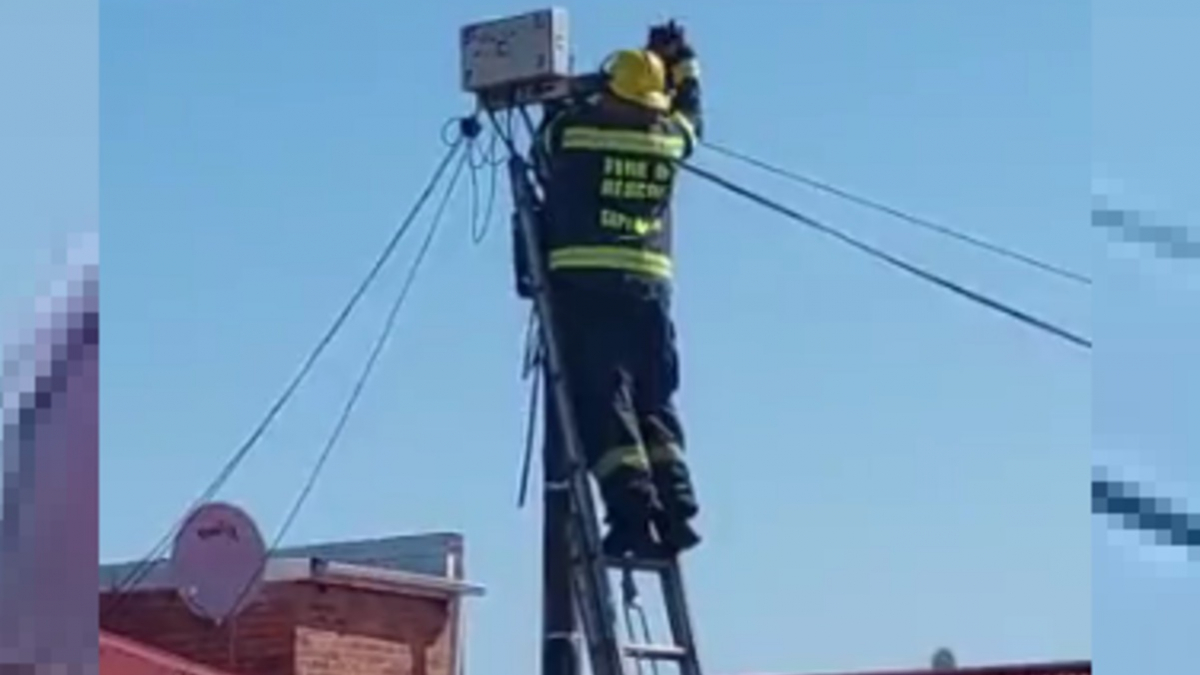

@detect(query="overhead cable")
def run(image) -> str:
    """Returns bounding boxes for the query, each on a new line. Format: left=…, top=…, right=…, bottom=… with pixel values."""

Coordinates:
left=104, top=128, right=469, bottom=613
left=1092, top=201, right=1200, bottom=261
left=702, top=148, right=1197, bottom=553
left=467, top=122, right=505, bottom=244
left=682, top=162, right=1091, bottom=350
left=1093, top=470, right=1200, bottom=551
left=226, top=147, right=474, bottom=615
left=702, top=140, right=1091, bottom=286
left=448, top=115, right=505, bottom=244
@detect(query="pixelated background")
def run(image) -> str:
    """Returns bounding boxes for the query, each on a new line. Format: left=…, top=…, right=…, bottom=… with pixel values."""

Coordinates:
left=0, top=239, right=98, bottom=669
left=1093, top=0, right=1200, bottom=672
left=0, top=0, right=99, bottom=671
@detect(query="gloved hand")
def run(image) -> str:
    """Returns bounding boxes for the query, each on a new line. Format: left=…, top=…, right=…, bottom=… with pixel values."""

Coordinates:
left=647, top=21, right=698, bottom=86
left=646, top=21, right=695, bottom=67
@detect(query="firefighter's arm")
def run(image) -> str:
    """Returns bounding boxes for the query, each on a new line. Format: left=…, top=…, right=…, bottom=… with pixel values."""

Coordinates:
left=669, top=57, right=703, bottom=143
left=647, top=22, right=704, bottom=150
left=669, top=61, right=702, bottom=159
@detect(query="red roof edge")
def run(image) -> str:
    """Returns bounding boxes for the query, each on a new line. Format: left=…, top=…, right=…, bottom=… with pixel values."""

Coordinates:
left=756, top=661, right=1092, bottom=675
left=100, top=631, right=242, bottom=675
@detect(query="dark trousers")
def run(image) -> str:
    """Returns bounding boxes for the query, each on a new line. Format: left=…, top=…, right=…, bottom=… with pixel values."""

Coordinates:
left=547, top=280, right=698, bottom=525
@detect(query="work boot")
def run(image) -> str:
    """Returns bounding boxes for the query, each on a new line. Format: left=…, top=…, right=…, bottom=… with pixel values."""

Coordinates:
left=599, top=468, right=664, bottom=559
left=650, top=471, right=700, bottom=554
left=653, top=512, right=701, bottom=555
left=601, top=515, right=662, bottom=559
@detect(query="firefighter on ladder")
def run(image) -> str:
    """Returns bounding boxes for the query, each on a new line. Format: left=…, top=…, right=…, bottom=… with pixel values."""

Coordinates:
left=517, top=23, right=704, bottom=559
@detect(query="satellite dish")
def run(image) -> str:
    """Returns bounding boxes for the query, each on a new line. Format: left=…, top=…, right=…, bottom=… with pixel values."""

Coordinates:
left=931, top=647, right=957, bottom=670
left=169, top=501, right=267, bottom=624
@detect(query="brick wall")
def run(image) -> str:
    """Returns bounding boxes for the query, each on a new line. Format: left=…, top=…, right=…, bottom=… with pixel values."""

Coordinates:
left=292, top=582, right=453, bottom=675
left=100, top=581, right=455, bottom=675
left=100, top=586, right=294, bottom=675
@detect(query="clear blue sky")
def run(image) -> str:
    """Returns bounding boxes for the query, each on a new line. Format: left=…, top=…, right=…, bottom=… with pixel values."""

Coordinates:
left=0, top=1, right=97, bottom=336
left=7, top=0, right=1128, bottom=673
left=1093, top=0, right=1200, bottom=673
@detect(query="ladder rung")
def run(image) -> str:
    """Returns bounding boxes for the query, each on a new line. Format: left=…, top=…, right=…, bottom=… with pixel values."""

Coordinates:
left=623, top=643, right=689, bottom=662
left=603, top=556, right=674, bottom=574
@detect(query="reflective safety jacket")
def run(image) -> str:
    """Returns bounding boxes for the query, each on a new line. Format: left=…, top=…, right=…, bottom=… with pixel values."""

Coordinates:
left=535, top=100, right=698, bottom=296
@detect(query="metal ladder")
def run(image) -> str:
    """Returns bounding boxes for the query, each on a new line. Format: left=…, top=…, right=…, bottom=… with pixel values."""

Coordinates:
left=611, top=555, right=702, bottom=675
left=509, top=154, right=703, bottom=675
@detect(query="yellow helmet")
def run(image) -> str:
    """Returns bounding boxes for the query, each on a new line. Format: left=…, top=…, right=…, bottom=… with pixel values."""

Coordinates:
left=603, top=49, right=671, bottom=112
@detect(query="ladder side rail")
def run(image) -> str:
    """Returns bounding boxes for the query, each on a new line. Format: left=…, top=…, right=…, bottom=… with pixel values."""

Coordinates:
left=658, top=564, right=702, bottom=675
left=508, top=155, right=629, bottom=675
left=508, top=156, right=602, bottom=548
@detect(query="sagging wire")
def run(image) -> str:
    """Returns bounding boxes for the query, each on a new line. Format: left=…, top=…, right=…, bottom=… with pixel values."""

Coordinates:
left=445, top=114, right=505, bottom=245
left=468, top=122, right=504, bottom=245
left=103, top=123, right=469, bottom=620
left=446, top=116, right=499, bottom=244
left=225, top=145, right=475, bottom=617
left=702, top=140, right=1091, bottom=286
left=682, top=162, right=1092, bottom=350
left=1093, top=468, right=1200, bottom=552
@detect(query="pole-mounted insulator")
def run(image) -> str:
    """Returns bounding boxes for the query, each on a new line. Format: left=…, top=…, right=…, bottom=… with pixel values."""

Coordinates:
left=459, top=116, right=483, bottom=141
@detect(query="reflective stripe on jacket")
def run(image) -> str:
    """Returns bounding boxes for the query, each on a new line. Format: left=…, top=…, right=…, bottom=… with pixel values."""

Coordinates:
left=537, top=101, right=696, bottom=288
